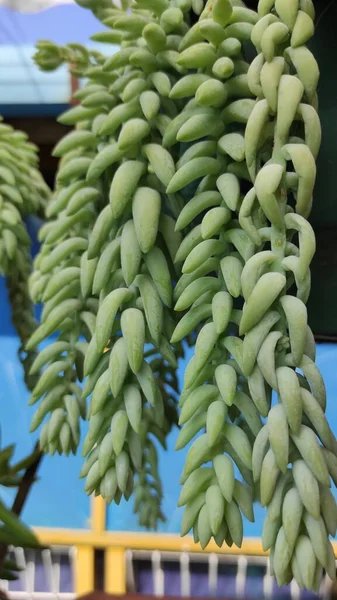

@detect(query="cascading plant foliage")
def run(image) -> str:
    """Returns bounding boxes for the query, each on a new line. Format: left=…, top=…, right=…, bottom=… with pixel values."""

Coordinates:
left=0, top=118, right=50, bottom=578
left=30, top=0, right=337, bottom=590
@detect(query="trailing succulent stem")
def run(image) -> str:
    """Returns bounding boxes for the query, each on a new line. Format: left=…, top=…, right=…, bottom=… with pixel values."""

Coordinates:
left=0, top=118, right=50, bottom=581
left=29, top=0, right=337, bottom=589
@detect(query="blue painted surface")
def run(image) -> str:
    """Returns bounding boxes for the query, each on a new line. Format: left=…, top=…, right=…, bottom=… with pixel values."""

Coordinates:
left=0, top=335, right=91, bottom=529
left=0, top=104, right=69, bottom=117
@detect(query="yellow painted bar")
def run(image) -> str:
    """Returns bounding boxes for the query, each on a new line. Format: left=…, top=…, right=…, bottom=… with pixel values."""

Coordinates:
left=34, top=528, right=337, bottom=557
left=34, top=528, right=267, bottom=555
left=75, top=545, right=94, bottom=596
left=105, top=547, right=126, bottom=594
left=91, top=496, right=106, bottom=535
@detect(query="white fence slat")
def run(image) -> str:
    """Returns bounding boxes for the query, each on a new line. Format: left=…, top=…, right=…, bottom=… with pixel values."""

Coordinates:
left=235, top=555, right=247, bottom=598
left=263, top=559, right=274, bottom=600
left=290, top=578, right=301, bottom=600
left=208, top=554, right=218, bottom=597
left=126, top=549, right=136, bottom=593
left=51, top=552, right=61, bottom=594
left=2, top=546, right=76, bottom=600
left=180, top=552, right=191, bottom=598
left=151, top=551, right=164, bottom=597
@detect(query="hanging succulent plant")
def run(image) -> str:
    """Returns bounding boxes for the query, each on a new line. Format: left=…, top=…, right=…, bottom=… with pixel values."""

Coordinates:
left=29, top=0, right=337, bottom=590
left=0, top=116, right=50, bottom=579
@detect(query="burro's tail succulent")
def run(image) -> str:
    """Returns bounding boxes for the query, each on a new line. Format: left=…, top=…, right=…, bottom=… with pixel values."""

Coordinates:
left=30, top=0, right=337, bottom=589
left=0, top=117, right=49, bottom=388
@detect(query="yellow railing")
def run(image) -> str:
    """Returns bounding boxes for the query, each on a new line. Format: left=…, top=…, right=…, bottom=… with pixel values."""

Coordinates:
left=33, top=497, right=337, bottom=596
left=35, top=528, right=268, bottom=595
left=35, top=527, right=268, bottom=555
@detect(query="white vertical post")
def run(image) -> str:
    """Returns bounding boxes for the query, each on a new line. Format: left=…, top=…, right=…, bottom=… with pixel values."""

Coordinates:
left=51, top=553, right=61, bottom=595
left=42, top=549, right=54, bottom=593
left=290, top=578, right=301, bottom=600
left=0, top=577, right=9, bottom=593
left=25, top=552, right=36, bottom=598
left=68, top=546, right=77, bottom=594
left=208, top=554, right=218, bottom=597
left=151, top=551, right=164, bottom=597
left=235, top=555, right=247, bottom=598
left=13, top=547, right=27, bottom=594
left=180, top=552, right=191, bottom=597
left=263, top=558, right=274, bottom=600
left=125, top=549, right=136, bottom=593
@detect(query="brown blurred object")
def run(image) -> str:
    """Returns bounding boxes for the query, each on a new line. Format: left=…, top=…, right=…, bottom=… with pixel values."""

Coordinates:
left=70, top=69, right=80, bottom=105
left=79, top=594, right=113, bottom=600
left=0, top=590, right=9, bottom=599
left=331, top=578, right=337, bottom=599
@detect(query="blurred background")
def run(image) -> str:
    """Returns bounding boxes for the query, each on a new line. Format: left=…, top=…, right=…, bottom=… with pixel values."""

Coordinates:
left=0, top=1, right=337, bottom=599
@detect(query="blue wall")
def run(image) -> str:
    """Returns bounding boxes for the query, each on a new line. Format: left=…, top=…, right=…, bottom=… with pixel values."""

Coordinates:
left=0, top=336, right=91, bottom=529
